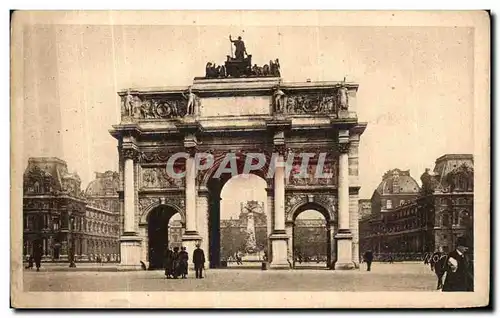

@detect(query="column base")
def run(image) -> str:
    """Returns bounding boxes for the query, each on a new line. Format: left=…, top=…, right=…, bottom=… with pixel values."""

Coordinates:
left=335, top=231, right=355, bottom=270
left=182, top=233, right=202, bottom=270
left=269, top=232, right=290, bottom=269
left=119, top=234, right=143, bottom=271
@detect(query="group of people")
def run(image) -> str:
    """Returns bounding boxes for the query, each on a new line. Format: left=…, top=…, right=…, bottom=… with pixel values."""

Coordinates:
left=424, top=236, right=474, bottom=292
left=363, top=236, right=473, bottom=292
left=164, top=243, right=206, bottom=279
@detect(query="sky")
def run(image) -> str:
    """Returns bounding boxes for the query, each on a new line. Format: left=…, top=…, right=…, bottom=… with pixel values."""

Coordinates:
left=19, top=16, right=474, bottom=201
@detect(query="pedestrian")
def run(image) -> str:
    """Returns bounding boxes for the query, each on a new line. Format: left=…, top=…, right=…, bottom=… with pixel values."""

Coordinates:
left=164, top=247, right=173, bottom=279
left=25, top=255, right=34, bottom=269
left=193, top=243, right=205, bottom=279
left=33, top=243, right=42, bottom=272
left=442, top=237, right=473, bottom=292
left=363, top=250, right=374, bottom=271
left=172, top=247, right=180, bottom=279
left=179, top=247, right=189, bottom=279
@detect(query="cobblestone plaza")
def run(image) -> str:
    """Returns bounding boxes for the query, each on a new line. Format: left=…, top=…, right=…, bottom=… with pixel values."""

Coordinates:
left=24, top=263, right=436, bottom=292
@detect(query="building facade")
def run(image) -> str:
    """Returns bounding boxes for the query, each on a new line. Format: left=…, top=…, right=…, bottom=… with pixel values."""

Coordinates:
left=84, top=171, right=121, bottom=262
left=23, top=158, right=86, bottom=262
left=110, top=43, right=367, bottom=270
left=23, top=158, right=121, bottom=263
left=359, top=154, right=474, bottom=261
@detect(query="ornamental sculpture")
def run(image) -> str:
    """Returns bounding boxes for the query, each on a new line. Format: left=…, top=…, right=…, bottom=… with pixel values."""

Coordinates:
left=121, top=93, right=194, bottom=120
left=273, top=86, right=286, bottom=113
left=285, top=93, right=336, bottom=114
left=204, top=35, right=281, bottom=78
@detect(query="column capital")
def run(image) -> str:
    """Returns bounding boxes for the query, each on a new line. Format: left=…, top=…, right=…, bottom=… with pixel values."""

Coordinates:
left=337, top=142, right=350, bottom=154
left=122, top=148, right=140, bottom=161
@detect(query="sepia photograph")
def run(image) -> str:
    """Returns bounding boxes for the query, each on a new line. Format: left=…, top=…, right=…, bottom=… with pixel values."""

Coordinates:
left=10, top=10, right=490, bottom=308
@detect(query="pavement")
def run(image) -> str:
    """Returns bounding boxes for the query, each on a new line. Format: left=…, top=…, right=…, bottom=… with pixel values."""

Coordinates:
left=23, top=262, right=438, bottom=292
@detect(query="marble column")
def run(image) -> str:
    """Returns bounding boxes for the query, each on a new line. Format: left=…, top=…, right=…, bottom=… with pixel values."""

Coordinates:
left=335, top=130, right=355, bottom=270
left=184, top=154, right=197, bottom=234
left=269, top=146, right=290, bottom=269
left=181, top=149, right=202, bottom=261
left=119, top=148, right=142, bottom=271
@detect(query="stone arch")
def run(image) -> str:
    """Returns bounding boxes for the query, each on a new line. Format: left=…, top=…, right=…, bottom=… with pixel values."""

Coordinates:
left=139, top=202, right=185, bottom=226
left=285, top=195, right=336, bottom=224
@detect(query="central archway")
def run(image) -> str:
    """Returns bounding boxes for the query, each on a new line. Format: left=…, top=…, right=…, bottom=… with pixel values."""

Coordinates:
left=147, top=205, right=181, bottom=269
left=206, top=167, right=269, bottom=268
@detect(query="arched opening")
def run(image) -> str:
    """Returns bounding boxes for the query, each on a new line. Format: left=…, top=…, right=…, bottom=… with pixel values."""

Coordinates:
left=207, top=170, right=268, bottom=268
left=292, top=204, right=331, bottom=269
left=147, top=205, right=182, bottom=270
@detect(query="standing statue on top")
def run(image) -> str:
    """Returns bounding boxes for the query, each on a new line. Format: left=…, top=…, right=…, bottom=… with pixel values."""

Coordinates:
left=273, top=85, right=286, bottom=113
left=229, top=35, right=247, bottom=60
left=181, top=86, right=196, bottom=116
left=337, top=77, right=349, bottom=111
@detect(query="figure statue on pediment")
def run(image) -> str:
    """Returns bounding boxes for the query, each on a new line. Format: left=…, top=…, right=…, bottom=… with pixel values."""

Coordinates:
left=181, top=86, right=197, bottom=116
left=124, top=90, right=140, bottom=117
left=229, top=35, right=247, bottom=60
left=273, top=86, right=286, bottom=113
left=337, top=81, right=349, bottom=111
left=262, top=64, right=270, bottom=76
left=270, top=59, right=281, bottom=77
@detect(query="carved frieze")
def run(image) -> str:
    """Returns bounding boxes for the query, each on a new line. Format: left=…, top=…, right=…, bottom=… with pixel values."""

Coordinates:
left=141, top=167, right=185, bottom=188
left=121, top=92, right=193, bottom=120
left=285, top=93, right=336, bottom=115
left=288, top=161, right=337, bottom=186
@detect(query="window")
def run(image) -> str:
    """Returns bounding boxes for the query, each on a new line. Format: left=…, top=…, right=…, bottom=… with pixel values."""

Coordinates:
left=386, top=200, right=392, bottom=209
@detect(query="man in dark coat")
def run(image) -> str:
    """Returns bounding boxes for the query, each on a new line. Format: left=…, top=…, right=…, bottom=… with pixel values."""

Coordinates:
left=32, top=243, right=42, bottom=272
left=193, top=243, right=205, bottom=279
left=164, top=247, right=173, bottom=279
left=442, top=237, right=473, bottom=292
left=179, top=247, right=189, bottom=279
left=363, top=250, right=374, bottom=271
left=171, top=247, right=180, bottom=279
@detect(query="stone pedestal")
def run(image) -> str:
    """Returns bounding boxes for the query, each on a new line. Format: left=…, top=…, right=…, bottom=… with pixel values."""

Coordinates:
left=334, top=232, right=355, bottom=270
left=269, top=233, right=290, bottom=269
left=118, top=234, right=142, bottom=271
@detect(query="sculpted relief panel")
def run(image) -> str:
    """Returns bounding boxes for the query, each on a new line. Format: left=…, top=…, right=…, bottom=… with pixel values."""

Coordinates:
left=140, top=167, right=184, bottom=189
left=121, top=89, right=198, bottom=120
left=273, top=86, right=351, bottom=116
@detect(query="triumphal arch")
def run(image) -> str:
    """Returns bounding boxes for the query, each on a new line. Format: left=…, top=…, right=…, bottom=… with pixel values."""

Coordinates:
left=110, top=41, right=366, bottom=270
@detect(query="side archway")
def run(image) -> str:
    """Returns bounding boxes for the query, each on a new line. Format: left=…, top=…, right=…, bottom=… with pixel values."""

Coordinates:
left=139, top=203, right=185, bottom=270
left=287, top=200, right=335, bottom=269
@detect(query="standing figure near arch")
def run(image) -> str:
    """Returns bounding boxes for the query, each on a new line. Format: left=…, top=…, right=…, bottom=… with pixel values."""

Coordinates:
left=193, top=243, right=206, bottom=279
left=178, top=247, right=189, bottom=279
left=363, top=249, right=373, bottom=271
left=164, top=246, right=174, bottom=279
